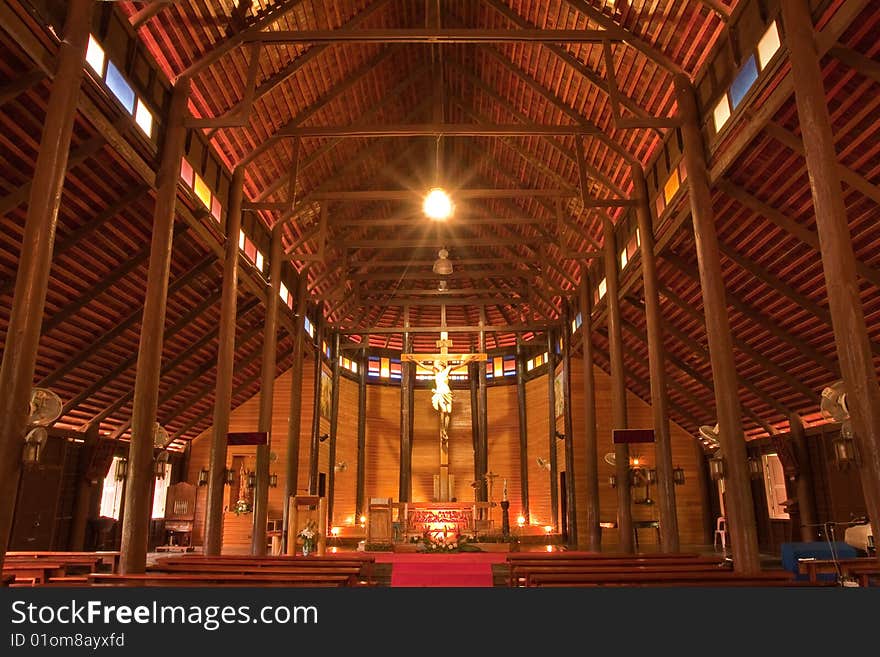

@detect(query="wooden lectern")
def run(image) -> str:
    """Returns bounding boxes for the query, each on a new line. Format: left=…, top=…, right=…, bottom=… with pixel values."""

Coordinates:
left=287, top=495, right=327, bottom=556
left=366, top=498, right=393, bottom=545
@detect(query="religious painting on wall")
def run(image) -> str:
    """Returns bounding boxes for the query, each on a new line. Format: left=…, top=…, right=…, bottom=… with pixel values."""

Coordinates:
left=554, top=371, right=564, bottom=419
left=320, top=367, right=332, bottom=420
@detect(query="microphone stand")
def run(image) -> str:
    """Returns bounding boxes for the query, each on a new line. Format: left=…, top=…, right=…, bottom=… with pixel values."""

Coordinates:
left=802, top=519, right=865, bottom=586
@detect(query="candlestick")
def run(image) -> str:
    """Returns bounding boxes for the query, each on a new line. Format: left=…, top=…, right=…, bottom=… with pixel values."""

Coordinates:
left=502, top=478, right=508, bottom=501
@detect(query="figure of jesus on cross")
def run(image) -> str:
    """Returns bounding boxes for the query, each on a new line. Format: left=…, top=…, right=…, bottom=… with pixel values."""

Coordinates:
left=402, top=332, right=486, bottom=501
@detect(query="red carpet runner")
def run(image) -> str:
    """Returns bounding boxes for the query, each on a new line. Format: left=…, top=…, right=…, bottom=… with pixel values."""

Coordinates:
left=374, top=552, right=507, bottom=587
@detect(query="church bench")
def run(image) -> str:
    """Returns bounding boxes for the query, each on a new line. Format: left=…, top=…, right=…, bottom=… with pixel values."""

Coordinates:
left=507, top=551, right=703, bottom=562
left=149, top=563, right=365, bottom=585
left=527, top=570, right=801, bottom=587
left=506, top=555, right=726, bottom=586
left=514, top=563, right=733, bottom=587
left=796, top=557, right=880, bottom=584
left=3, top=561, right=69, bottom=585
left=5, top=551, right=119, bottom=572
left=152, top=555, right=376, bottom=584
left=88, top=573, right=353, bottom=587
left=45, top=576, right=90, bottom=586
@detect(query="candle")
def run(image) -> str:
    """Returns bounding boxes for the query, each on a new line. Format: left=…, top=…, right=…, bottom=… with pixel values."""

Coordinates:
left=502, top=479, right=508, bottom=501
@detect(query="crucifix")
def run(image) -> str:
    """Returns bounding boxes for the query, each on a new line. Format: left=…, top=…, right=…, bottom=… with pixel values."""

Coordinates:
left=402, top=329, right=486, bottom=502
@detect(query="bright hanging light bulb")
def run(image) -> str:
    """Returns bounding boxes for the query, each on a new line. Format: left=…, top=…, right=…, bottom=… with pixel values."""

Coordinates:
left=423, top=187, right=453, bottom=220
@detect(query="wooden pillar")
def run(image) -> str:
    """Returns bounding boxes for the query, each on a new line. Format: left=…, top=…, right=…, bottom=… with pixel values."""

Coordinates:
left=308, top=305, right=323, bottom=495
left=70, top=423, right=99, bottom=550
left=789, top=414, right=818, bottom=542
left=204, top=166, right=244, bottom=555
left=561, top=305, right=578, bottom=545
left=355, top=345, right=367, bottom=519
left=251, top=228, right=283, bottom=555
left=470, top=356, right=480, bottom=489
left=327, top=332, right=341, bottom=525
left=547, top=329, right=560, bottom=532
left=282, top=273, right=308, bottom=552
left=477, top=321, right=489, bottom=502
left=675, top=74, right=760, bottom=573
left=579, top=276, right=601, bottom=551
left=693, top=442, right=714, bottom=546
left=603, top=217, right=634, bottom=553
left=783, top=0, right=880, bottom=551
left=399, top=328, right=414, bottom=502
left=0, top=0, right=93, bottom=568
left=119, top=77, right=191, bottom=575
left=515, top=340, right=530, bottom=521
left=633, top=164, right=680, bottom=552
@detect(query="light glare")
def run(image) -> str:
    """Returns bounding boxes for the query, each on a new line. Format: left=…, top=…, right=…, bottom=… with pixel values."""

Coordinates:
left=423, top=188, right=453, bottom=220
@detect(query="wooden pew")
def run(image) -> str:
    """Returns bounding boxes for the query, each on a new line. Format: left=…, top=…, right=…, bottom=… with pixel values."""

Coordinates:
left=89, top=573, right=351, bottom=587
left=515, top=563, right=733, bottom=588
left=3, top=562, right=68, bottom=586
left=527, top=570, right=806, bottom=587
left=797, top=557, right=880, bottom=586
left=153, top=554, right=376, bottom=584
left=150, top=563, right=364, bottom=586
left=5, top=551, right=119, bottom=573
left=506, top=554, right=726, bottom=586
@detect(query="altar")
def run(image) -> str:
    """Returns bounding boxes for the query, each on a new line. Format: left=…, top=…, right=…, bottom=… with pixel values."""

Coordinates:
left=401, top=501, right=495, bottom=540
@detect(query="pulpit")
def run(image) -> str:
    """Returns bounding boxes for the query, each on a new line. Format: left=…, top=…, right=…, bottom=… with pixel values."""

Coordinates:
left=366, top=498, right=394, bottom=545
left=286, top=495, right=327, bottom=556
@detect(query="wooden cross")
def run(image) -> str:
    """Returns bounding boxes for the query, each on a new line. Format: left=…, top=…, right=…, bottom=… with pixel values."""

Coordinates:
left=402, top=332, right=486, bottom=501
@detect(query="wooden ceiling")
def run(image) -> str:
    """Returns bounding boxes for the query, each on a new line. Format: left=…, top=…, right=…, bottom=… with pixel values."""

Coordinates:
left=0, top=0, right=878, bottom=448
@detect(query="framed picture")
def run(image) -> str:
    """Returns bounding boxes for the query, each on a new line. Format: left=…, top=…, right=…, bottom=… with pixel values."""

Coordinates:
left=554, top=371, right=564, bottom=419
left=320, top=368, right=332, bottom=420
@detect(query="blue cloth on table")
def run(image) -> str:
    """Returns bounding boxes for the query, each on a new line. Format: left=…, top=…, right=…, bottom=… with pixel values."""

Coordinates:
left=781, top=541, right=859, bottom=581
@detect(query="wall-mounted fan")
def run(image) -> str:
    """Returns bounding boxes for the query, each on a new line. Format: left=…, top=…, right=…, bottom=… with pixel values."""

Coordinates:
left=536, top=456, right=551, bottom=471
left=603, top=452, right=616, bottom=467
left=23, top=388, right=63, bottom=464
left=698, top=424, right=721, bottom=452
left=152, top=422, right=173, bottom=449
left=821, top=381, right=851, bottom=435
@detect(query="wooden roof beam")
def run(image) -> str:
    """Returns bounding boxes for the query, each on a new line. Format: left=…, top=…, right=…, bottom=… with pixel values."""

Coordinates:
left=829, top=43, right=880, bottom=84
left=242, top=28, right=624, bottom=44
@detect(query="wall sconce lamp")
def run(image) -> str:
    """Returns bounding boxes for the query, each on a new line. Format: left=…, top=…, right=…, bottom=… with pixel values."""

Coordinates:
left=554, top=431, right=566, bottom=441
left=832, top=433, right=857, bottom=468
left=747, top=456, right=763, bottom=479
left=224, top=468, right=236, bottom=486
left=269, top=472, right=278, bottom=488
left=154, top=451, right=169, bottom=479
left=609, top=474, right=617, bottom=488
left=709, top=456, right=726, bottom=481
left=246, top=471, right=257, bottom=489
left=115, top=458, right=128, bottom=481
left=22, top=427, right=48, bottom=466
left=673, top=466, right=685, bottom=486
left=198, top=467, right=209, bottom=486
left=319, top=433, right=330, bottom=443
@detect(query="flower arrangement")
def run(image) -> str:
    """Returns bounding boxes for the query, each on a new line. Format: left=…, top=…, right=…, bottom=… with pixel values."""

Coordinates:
left=417, top=529, right=481, bottom=553
left=298, top=520, right=318, bottom=555
left=231, top=498, right=252, bottom=515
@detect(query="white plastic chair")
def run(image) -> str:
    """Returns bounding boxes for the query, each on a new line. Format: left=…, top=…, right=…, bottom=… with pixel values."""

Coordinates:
left=713, top=516, right=728, bottom=550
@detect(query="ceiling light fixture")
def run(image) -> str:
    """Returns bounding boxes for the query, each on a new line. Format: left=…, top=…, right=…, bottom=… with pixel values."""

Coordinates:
left=433, top=248, right=452, bottom=275
left=423, top=187, right=453, bottom=220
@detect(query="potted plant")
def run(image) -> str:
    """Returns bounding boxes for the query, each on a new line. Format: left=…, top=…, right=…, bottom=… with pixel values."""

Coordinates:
left=298, top=520, right=317, bottom=556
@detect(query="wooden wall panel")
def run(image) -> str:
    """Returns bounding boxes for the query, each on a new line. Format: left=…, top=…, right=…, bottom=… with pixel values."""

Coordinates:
left=526, top=374, right=552, bottom=528
left=332, top=375, right=359, bottom=525
left=364, top=383, right=400, bottom=503
left=487, top=384, right=521, bottom=514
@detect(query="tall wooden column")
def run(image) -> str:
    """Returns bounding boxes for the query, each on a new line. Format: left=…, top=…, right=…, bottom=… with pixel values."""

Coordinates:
left=693, top=442, right=714, bottom=546
left=355, top=346, right=367, bottom=519
left=783, top=0, right=880, bottom=549
left=470, top=356, right=480, bottom=488
left=399, top=329, right=414, bottom=502
left=0, top=0, right=93, bottom=568
left=561, top=305, right=578, bottom=545
left=476, top=321, right=489, bottom=502
left=789, top=414, right=818, bottom=542
left=675, top=74, right=760, bottom=573
left=546, top=329, right=560, bottom=531
left=204, top=166, right=244, bottom=555
left=308, top=305, right=323, bottom=494
left=604, top=218, right=634, bottom=552
left=327, top=332, right=341, bottom=525
left=119, top=77, right=191, bottom=574
left=633, top=164, right=680, bottom=552
left=251, top=229, right=283, bottom=555
left=282, top=273, right=308, bottom=552
left=515, top=340, right=530, bottom=521
left=579, top=276, right=601, bottom=550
